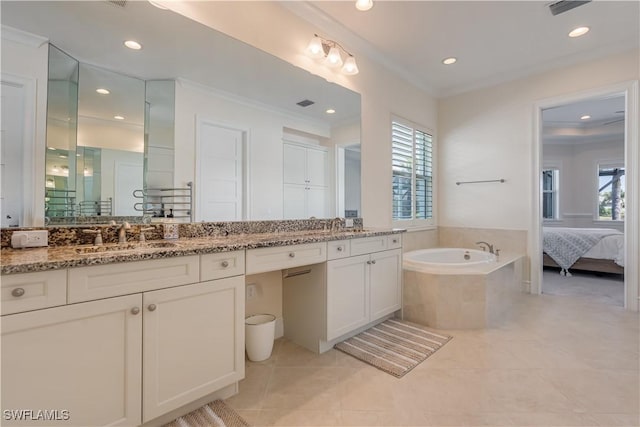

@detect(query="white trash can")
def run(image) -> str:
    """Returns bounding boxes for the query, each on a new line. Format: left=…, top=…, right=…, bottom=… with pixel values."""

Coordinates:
left=245, top=314, right=276, bottom=362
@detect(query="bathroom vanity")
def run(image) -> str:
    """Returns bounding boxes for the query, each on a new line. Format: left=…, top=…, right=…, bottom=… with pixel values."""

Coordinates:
left=0, top=224, right=403, bottom=427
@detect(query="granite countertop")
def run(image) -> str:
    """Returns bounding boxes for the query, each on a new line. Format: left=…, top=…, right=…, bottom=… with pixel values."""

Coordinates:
left=1, top=228, right=404, bottom=275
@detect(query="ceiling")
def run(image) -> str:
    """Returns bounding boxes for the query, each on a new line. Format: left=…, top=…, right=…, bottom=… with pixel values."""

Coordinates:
left=291, top=0, right=640, bottom=97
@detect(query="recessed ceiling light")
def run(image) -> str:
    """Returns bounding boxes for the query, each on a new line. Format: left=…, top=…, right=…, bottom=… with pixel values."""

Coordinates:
left=580, top=115, right=591, bottom=120
left=326, top=109, right=336, bottom=114
left=568, top=26, right=590, bottom=38
left=114, top=115, right=125, bottom=120
left=96, top=88, right=110, bottom=95
left=442, top=57, right=457, bottom=65
left=124, top=40, right=142, bottom=50
left=59, top=155, right=67, bottom=159
left=355, top=0, right=373, bottom=11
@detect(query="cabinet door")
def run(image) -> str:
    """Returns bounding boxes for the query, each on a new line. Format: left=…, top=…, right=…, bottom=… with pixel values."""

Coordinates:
left=369, top=249, right=402, bottom=321
left=143, top=277, right=244, bottom=422
left=326, top=255, right=370, bottom=341
left=283, top=184, right=306, bottom=219
left=306, top=147, right=327, bottom=187
left=306, top=186, right=327, bottom=218
left=1, top=295, right=142, bottom=427
left=283, top=143, right=307, bottom=184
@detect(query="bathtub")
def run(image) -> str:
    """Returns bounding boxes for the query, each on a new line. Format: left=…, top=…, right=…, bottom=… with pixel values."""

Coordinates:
left=402, top=248, right=523, bottom=329
left=403, top=248, right=496, bottom=273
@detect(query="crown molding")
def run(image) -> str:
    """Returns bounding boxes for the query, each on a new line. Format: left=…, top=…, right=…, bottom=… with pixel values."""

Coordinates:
left=1, top=25, right=48, bottom=48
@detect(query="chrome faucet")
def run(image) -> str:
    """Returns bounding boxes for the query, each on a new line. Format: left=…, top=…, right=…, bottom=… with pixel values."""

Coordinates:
left=330, top=217, right=343, bottom=232
left=118, top=222, right=131, bottom=244
left=476, top=241, right=495, bottom=254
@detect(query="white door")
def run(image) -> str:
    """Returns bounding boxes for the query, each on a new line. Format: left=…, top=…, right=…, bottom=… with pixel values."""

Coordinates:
left=196, top=121, right=244, bottom=221
left=1, top=295, right=143, bottom=427
left=306, top=147, right=327, bottom=187
left=326, top=255, right=370, bottom=341
left=283, top=184, right=306, bottom=219
left=369, top=249, right=402, bottom=320
left=142, top=277, right=244, bottom=422
left=114, top=162, right=142, bottom=216
left=0, top=81, right=25, bottom=227
left=307, top=186, right=327, bottom=218
left=283, top=143, right=306, bottom=184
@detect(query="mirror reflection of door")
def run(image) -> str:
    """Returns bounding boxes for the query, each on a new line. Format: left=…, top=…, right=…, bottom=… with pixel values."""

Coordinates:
left=1, top=80, right=26, bottom=227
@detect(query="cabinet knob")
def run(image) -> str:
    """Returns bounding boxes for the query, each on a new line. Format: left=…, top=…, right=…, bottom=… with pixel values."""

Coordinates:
left=289, top=252, right=296, bottom=258
left=371, top=260, right=377, bottom=264
left=221, top=260, right=229, bottom=268
left=131, top=307, right=140, bottom=315
left=366, top=260, right=371, bottom=265
left=148, top=304, right=157, bottom=312
left=337, top=246, right=343, bottom=252
left=11, top=288, right=25, bottom=298
left=392, top=239, right=398, bottom=244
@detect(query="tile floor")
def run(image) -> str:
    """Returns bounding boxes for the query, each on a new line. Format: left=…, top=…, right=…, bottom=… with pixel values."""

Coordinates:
left=542, top=269, right=624, bottom=307
left=227, top=292, right=639, bottom=426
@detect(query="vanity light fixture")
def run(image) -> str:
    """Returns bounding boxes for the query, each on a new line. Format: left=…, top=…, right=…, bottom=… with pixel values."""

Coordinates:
left=580, top=115, right=591, bottom=120
left=355, top=0, right=373, bottom=11
left=96, top=88, right=110, bottom=95
left=442, top=57, right=457, bottom=65
left=114, top=115, right=125, bottom=120
left=124, top=40, right=142, bottom=50
left=306, top=34, right=359, bottom=75
left=568, top=26, right=589, bottom=38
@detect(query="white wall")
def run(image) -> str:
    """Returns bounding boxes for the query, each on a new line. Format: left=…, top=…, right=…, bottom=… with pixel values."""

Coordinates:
left=439, top=49, right=639, bottom=232
left=544, top=139, right=625, bottom=231
left=163, top=2, right=438, bottom=229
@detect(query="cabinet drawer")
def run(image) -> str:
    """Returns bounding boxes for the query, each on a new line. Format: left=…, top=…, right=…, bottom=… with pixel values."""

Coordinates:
left=246, top=243, right=326, bottom=274
left=327, top=240, right=350, bottom=260
left=387, top=234, right=402, bottom=249
left=201, top=251, right=245, bottom=281
left=68, top=256, right=200, bottom=303
left=1, top=270, right=67, bottom=315
left=350, top=236, right=388, bottom=256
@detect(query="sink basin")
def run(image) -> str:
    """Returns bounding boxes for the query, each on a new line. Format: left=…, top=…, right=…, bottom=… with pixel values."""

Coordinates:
left=74, top=241, right=178, bottom=254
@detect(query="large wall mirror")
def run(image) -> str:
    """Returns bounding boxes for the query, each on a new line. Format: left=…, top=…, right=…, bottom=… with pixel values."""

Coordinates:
left=3, top=1, right=361, bottom=226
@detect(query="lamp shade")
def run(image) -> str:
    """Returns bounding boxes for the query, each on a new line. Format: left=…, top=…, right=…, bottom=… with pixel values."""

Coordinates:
left=306, top=36, right=325, bottom=59
left=325, top=46, right=343, bottom=68
left=341, top=56, right=359, bottom=75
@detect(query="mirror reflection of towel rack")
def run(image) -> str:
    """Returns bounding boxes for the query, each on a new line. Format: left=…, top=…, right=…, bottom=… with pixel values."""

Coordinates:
left=456, top=179, right=505, bottom=186
left=133, top=182, right=193, bottom=221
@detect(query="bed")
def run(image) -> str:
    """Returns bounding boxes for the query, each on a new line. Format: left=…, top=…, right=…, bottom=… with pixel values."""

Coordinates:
left=543, top=227, right=624, bottom=275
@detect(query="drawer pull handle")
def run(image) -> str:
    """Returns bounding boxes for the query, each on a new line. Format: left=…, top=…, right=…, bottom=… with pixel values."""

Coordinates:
left=221, top=260, right=229, bottom=268
left=131, top=307, right=140, bottom=315
left=289, top=252, right=296, bottom=258
left=11, top=288, right=25, bottom=298
left=148, top=304, right=157, bottom=312
left=337, top=246, right=343, bottom=252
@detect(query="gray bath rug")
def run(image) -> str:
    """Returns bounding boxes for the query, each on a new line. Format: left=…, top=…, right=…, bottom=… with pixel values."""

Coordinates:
left=334, top=318, right=452, bottom=378
left=163, top=399, right=250, bottom=427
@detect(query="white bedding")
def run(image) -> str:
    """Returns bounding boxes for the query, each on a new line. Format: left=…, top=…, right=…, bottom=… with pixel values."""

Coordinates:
left=583, top=233, right=625, bottom=267
left=543, top=227, right=625, bottom=268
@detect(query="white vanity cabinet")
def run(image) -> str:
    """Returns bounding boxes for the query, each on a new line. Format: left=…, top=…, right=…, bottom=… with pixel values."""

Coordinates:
left=326, top=248, right=402, bottom=341
left=142, top=276, right=244, bottom=422
left=1, top=253, right=245, bottom=426
left=284, top=235, right=403, bottom=353
left=1, top=294, right=143, bottom=427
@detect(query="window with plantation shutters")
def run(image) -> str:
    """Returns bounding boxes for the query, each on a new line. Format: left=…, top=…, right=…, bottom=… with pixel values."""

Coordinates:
left=392, top=120, right=433, bottom=224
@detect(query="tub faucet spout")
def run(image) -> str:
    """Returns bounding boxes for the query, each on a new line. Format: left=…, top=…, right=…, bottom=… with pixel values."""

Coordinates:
left=476, top=241, right=494, bottom=254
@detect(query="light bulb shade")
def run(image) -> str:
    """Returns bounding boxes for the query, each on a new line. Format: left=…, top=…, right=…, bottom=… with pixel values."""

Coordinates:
left=325, top=46, right=343, bottom=68
left=355, top=0, right=373, bottom=11
left=306, top=36, right=325, bottom=59
left=341, top=56, right=359, bottom=75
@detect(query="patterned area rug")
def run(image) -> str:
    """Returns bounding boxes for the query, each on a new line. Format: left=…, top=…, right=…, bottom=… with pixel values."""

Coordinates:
left=164, top=399, right=249, bottom=427
left=334, top=318, right=452, bottom=378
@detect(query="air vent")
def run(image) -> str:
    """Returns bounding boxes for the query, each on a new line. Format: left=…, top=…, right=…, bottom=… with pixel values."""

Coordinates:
left=548, top=0, right=590, bottom=16
left=296, top=99, right=315, bottom=108
left=106, top=0, right=127, bottom=8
